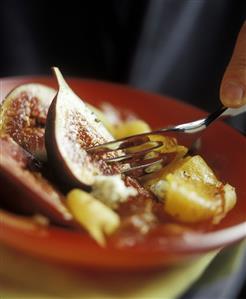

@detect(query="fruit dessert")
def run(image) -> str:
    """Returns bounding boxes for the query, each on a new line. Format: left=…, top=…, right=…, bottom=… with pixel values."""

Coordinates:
left=0, top=68, right=237, bottom=247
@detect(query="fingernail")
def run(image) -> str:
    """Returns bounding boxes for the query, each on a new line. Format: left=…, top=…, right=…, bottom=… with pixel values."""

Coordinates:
left=222, top=82, right=244, bottom=106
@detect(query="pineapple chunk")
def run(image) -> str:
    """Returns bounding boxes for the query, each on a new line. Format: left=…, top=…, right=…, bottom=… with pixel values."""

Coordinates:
left=113, top=120, right=187, bottom=170
left=147, top=155, right=218, bottom=188
left=67, top=189, right=120, bottom=246
left=114, top=125, right=187, bottom=175
left=114, top=119, right=151, bottom=139
left=164, top=174, right=236, bottom=223
left=149, top=156, right=237, bottom=223
left=164, top=174, right=221, bottom=222
left=171, top=155, right=219, bottom=185
left=145, top=156, right=189, bottom=188
left=148, top=135, right=187, bottom=157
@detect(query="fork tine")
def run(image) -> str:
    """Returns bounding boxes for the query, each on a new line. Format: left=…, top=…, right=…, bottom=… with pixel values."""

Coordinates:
left=122, top=157, right=164, bottom=178
left=86, top=135, right=150, bottom=153
left=105, top=141, right=163, bottom=163
left=84, top=105, right=246, bottom=178
left=121, top=152, right=176, bottom=178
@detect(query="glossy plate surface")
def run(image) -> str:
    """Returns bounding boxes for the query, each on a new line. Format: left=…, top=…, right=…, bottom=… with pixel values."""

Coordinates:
left=0, top=77, right=246, bottom=270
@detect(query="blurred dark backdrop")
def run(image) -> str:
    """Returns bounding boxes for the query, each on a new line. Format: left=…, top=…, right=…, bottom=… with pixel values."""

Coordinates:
left=0, top=0, right=245, bottom=131
left=0, top=0, right=246, bottom=298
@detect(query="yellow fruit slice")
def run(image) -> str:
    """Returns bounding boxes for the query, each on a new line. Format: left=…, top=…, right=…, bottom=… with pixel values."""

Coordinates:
left=164, top=174, right=222, bottom=222
left=148, top=155, right=237, bottom=223
left=171, top=155, right=219, bottom=185
left=147, top=155, right=217, bottom=187
left=114, top=119, right=151, bottom=139
left=67, top=189, right=120, bottom=246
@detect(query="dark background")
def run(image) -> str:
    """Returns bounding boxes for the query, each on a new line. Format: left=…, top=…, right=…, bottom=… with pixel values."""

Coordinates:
left=0, top=0, right=245, bottom=132
left=0, top=1, right=245, bottom=297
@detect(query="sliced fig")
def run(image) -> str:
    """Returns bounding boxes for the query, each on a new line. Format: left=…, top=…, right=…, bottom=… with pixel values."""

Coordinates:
left=45, top=67, right=120, bottom=189
left=0, top=134, right=73, bottom=226
left=0, top=83, right=56, bottom=161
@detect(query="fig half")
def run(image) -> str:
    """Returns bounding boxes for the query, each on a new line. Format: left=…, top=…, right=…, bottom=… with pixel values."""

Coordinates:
left=45, top=68, right=120, bottom=189
left=0, top=83, right=56, bottom=161
left=0, top=134, right=73, bottom=226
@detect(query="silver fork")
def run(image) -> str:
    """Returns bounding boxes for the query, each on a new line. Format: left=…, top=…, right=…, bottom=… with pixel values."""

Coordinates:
left=87, top=105, right=246, bottom=178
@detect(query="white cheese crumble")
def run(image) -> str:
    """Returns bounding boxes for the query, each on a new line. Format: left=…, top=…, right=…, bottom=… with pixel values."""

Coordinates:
left=150, top=179, right=168, bottom=201
left=91, top=175, right=137, bottom=209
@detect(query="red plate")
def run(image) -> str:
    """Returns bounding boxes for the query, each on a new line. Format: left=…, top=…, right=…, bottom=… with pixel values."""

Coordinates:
left=0, top=77, right=246, bottom=270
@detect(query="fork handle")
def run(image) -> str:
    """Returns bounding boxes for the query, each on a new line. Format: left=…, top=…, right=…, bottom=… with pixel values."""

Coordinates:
left=220, top=104, right=246, bottom=118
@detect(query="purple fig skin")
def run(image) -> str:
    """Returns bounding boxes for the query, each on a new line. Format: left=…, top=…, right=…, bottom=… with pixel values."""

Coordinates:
left=0, top=134, right=74, bottom=227
left=45, top=94, right=91, bottom=191
left=45, top=68, right=121, bottom=190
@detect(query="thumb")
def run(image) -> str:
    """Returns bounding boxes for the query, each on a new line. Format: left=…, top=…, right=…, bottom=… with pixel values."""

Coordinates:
left=220, top=21, right=246, bottom=108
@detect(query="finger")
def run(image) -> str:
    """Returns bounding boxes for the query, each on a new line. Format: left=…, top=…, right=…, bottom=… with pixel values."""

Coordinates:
left=220, top=21, right=246, bottom=108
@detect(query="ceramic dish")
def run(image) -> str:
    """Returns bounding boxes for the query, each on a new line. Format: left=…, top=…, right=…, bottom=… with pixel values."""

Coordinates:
left=0, top=77, right=246, bottom=270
